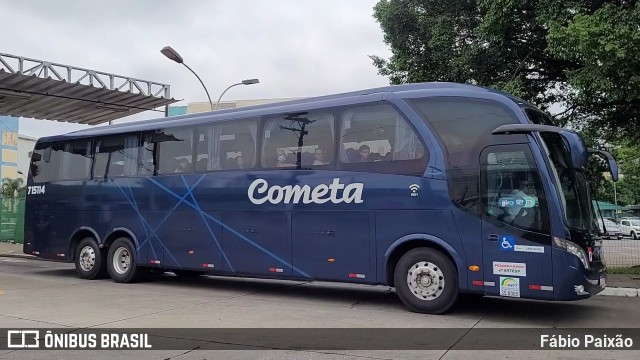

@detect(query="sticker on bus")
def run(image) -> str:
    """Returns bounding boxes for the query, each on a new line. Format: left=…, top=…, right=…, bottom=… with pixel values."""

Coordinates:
left=493, top=261, right=527, bottom=276
left=500, top=277, right=520, bottom=297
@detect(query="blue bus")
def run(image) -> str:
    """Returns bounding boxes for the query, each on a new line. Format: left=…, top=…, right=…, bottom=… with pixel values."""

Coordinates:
left=24, top=82, right=618, bottom=314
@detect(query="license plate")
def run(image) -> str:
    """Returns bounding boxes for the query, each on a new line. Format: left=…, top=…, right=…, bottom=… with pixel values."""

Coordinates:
left=600, top=276, right=606, bottom=288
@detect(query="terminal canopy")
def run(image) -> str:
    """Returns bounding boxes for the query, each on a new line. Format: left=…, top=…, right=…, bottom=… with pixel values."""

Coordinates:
left=0, top=52, right=177, bottom=125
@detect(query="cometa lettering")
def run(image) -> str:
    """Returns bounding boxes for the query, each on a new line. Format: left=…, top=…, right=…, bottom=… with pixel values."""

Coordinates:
left=248, top=178, right=364, bottom=205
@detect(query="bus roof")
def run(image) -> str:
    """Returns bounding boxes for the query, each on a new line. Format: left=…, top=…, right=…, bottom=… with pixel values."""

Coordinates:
left=38, top=82, right=525, bottom=143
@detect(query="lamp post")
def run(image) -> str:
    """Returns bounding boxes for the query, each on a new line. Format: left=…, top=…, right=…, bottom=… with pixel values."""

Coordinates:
left=215, top=79, right=260, bottom=110
left=161, top=46, right=214, bottom=111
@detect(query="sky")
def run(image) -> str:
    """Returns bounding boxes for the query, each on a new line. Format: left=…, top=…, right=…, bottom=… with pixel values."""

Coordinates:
left=1, top=0, right=393, bottom=139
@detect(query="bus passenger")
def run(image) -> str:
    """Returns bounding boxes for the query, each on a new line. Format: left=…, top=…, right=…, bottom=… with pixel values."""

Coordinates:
left=236, top=156, right=246, bottom=169
left=313, top=148, right=328, bottom=165
left=358, top=145, right=372, bottom=162
left=277, top=150, right=296, bottom=167
left=174, top=158, right=191, bottom=173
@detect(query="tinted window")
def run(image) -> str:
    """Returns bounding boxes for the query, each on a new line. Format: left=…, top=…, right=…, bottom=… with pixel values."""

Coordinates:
left=524, top=108, right=554, bottom=126
left=30, top=143, right=57, bottom=183
left=262, top=113, right=334, bottom=169
left=157, top=127, right=195, bottom=174
left=483, top=146, right=549, bottom=233
left=197, top=119, right=258, bottom=171
left=139, top=132, right=157, bottom=176
left=413, top=98, right=521, bottom=168
left=30, top=140, right=92, bottom=182
left=93, top=134, right=139, bottom=178
left=412, top=97, right=523, bottom=212
left=338, top=104, right=426, bottom=175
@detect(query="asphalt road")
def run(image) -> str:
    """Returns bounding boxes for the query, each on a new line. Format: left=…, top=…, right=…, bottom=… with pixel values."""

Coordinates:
left=0, top=258, right=639, bottom=359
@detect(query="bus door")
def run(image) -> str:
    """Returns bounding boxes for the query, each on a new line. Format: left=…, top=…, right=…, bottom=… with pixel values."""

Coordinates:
left=480, top=144, right=553, bottom=299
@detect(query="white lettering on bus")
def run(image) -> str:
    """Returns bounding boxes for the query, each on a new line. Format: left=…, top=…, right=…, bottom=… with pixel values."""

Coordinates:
left=27, top=185, right=46, bottom=195
left=248, top=178, right=363, bottom=205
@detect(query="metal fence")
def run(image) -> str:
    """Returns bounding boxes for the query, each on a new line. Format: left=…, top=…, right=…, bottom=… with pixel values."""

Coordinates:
left=0, top=196, right=25, bottom=244
left=602, top=238, right=640, bottom=268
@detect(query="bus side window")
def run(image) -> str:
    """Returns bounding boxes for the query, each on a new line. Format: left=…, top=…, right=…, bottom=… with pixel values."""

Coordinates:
left=483, top=148, right=549, bottom=233
left=261, top=112, right=335, bottom=169
left=156, top=127, right=195, bottom=175
left=93, top=134, right=139, bottom=178
left=55, top=140, right=92, bottom=181
left=139, top=132, right=157, bottom=176
left=31, top=145, right=54, bottom=183
left=197, top=119, right=258, bottom=171
left=338, top=104, right=427, bottom=175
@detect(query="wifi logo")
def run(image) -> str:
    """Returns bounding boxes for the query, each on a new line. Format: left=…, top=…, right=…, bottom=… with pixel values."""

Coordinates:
left=409, top=184, right=420, bottom=197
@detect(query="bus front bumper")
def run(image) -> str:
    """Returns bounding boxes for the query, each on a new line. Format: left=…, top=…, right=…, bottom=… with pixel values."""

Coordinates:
left=552, top=249, right=606, bottom=300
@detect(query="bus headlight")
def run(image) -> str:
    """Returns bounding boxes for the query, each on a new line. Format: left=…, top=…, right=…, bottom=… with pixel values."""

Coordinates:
left=553, top=237, right=590, bottom=270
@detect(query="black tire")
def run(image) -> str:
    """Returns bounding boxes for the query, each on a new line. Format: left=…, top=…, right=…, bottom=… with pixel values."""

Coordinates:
left=74, top=237, right=107, bottom=280
left=173, top=269, right=205, bottom=277
left=107, top=237, right=143, bottom=283
left=632, top=231, right=638, bottom=240
left=394, top=248, right=458, bottom=314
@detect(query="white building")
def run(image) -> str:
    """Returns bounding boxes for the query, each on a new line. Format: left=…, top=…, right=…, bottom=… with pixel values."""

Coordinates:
left=18, top=134, right=37, bottom=178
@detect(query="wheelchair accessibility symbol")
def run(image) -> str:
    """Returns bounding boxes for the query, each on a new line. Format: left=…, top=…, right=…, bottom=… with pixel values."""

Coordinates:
left=500, top=236, right=515, bottom=251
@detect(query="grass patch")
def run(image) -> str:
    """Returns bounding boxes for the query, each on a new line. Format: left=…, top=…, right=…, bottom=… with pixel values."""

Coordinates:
left=608, top=266, right=640, bottom=275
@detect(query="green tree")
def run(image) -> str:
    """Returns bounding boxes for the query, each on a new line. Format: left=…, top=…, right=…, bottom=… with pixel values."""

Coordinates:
left=1, top=178, right=25, bottom=198
left=372, top=0, right=640, bottom=135
left=611, top=142, right=640, bottom=205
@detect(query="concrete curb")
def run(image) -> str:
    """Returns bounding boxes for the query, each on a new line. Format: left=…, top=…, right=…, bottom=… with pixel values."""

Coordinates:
left=598, top=287, right=640, bottom=297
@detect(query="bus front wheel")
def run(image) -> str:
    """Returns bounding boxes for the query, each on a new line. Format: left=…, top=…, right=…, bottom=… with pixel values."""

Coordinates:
left=394, top=248, right=458, bottom=314
left=107, top=238, right=143, bottom=283
left=74, top=237, right=107, bottom=280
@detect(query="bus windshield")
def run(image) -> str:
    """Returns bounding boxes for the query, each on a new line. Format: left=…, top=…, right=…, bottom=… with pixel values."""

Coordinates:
left=539, top=132, right=595, bottom=231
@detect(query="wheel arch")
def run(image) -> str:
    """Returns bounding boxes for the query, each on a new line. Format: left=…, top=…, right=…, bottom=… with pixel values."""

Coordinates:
left=103, top=227, right=139, bottom=252
left=68, top=227, right=101, bottom=262
left=384, top=234, right=466, bottom=288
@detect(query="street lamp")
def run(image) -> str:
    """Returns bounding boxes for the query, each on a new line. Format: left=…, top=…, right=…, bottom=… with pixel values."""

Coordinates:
left=215, top=79, right=260, bottom=110
left=161, top=46, right=214, bottom=111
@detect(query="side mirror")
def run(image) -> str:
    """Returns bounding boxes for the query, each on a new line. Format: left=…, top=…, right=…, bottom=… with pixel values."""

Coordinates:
left=588, top=148, right=619, bottom=182
left=492, top=124, right=589, bottom=171
left=558, top=130, right=589, bottom=171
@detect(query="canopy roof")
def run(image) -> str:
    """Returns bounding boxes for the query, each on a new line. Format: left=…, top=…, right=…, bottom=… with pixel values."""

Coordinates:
left=0, top=52, right=176, bottom=125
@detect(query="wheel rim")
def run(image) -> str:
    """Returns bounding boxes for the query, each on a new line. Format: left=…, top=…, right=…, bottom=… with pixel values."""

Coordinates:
left=407, top=261, right=445, bottom=300
left=112, top=247, right=131, bottom=275
left=79, top=246, right=95, bottom=272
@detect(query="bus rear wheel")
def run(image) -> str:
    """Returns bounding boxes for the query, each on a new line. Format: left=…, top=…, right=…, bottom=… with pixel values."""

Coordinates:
left=74, top=237, right=107, bottom=280
left=394, top=248, right=458, bottom=314
left=107, top=238, right=143, bottom=283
